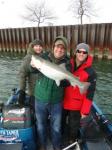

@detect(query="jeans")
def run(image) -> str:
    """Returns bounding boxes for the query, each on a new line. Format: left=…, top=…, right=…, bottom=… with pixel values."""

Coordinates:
left=35, top=100, right=62, bottom=149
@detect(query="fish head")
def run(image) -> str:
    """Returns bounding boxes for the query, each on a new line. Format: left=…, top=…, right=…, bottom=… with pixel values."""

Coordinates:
left=31, top=55, right=43, bottom=70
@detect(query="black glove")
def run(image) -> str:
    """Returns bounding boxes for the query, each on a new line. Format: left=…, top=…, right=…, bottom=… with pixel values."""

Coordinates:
left=18, top=90, right=25, bottom=106
left=59, top=79, right=70, bottom=87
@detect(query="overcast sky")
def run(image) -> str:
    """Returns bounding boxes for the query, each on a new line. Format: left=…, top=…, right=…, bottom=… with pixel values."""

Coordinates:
left=0, top=0, right=112, bottom=28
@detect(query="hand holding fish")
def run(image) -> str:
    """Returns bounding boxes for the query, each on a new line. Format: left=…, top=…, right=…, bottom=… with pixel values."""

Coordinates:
left=30, top=58, right=36, bottom=68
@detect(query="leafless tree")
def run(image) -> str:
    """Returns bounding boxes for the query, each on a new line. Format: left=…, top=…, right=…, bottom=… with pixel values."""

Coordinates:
left=21, top=0, right=57, bottom=27
left=69, top=0, right=97, bottom=24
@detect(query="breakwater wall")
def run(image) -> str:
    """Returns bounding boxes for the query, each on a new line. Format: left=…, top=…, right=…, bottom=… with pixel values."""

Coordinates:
left=0, top=23, right=112, bottom=59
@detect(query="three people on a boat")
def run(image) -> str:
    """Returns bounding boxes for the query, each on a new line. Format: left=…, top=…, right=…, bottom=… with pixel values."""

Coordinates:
left=18, top=36, right=96, bottom=150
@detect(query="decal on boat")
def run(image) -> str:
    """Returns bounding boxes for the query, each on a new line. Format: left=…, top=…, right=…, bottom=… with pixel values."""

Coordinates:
left=0, top=130, right=19, bottom=141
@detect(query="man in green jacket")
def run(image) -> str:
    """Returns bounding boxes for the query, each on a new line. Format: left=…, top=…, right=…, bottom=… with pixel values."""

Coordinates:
left=18, top=39, right=44, bottom=106
left=32, top=36, right=70, bottom=150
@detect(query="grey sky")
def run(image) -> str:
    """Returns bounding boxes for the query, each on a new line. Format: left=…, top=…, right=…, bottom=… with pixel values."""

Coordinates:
left=0, top=0, right=111, bottom=28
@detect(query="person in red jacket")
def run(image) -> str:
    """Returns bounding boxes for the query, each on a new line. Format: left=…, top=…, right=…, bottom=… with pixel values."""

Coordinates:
left=63, top=43, right=97, bottom=144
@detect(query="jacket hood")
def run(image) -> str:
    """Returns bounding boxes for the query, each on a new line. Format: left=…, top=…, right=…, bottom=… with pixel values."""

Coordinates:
left=52, top=36, right=68, bottom=58
left=53, top=36, right=68, bottom=51
left=27, top=39, right=44, bottom=55
left=78, top=55, right=93, bottom=70
left=71, top=55, right=93, bottom=73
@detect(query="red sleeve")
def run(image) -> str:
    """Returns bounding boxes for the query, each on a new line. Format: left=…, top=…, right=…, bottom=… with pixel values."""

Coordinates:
left=81, top=98, right=92, bottom=115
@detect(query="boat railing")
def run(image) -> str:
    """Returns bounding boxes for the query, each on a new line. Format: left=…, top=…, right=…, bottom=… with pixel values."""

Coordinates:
left=62, top=141, right=81, bottom=150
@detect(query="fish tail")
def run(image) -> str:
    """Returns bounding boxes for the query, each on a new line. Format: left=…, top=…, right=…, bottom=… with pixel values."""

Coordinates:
left=79, top=82, right=90, bottom=94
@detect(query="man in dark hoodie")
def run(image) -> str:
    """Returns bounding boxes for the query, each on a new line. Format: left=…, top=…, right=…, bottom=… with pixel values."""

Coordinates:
left=18, top=39, right=44, bottom=106
left=31, top=36, right=71, bottom=150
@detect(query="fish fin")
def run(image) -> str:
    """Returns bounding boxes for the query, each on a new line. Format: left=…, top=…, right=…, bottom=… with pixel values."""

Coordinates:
left=79, top=82, right=90, bottom=94
left=55, top=80, right=60, bottom=86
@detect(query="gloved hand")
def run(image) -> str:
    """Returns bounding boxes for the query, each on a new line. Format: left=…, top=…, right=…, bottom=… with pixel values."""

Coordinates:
left=18, top=90, right=25, bottom=106
left=59, top=79, right=70, bottom=87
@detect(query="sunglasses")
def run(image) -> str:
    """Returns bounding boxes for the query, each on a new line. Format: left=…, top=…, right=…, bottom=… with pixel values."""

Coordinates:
left=76, top=50, right=88, bottom=54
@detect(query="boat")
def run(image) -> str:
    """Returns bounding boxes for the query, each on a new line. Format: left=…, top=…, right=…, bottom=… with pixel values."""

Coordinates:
left=0, top=88, right=37, bottom=150
left=0, top=88, right=112, bottom=150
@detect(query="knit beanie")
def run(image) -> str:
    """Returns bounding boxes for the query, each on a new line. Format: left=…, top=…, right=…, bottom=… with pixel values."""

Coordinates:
left=31, top=39, right=44, bottom=47
left=76, top=43, right=89, bottom=53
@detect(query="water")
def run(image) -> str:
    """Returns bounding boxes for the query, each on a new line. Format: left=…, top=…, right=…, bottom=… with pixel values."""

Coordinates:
left=93, top=59, right=112, bottom=114
left=0, top=53, right=112, bottom=115
left=0, top=52, right=24, bottom=102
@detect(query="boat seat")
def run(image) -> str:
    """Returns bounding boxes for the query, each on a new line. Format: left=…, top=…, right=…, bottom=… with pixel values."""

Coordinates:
left=0, top=143, right=23, bottom=150
left=86, top=138, right=111, bottom=150
left=2, top=105, right=32, bottom=129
